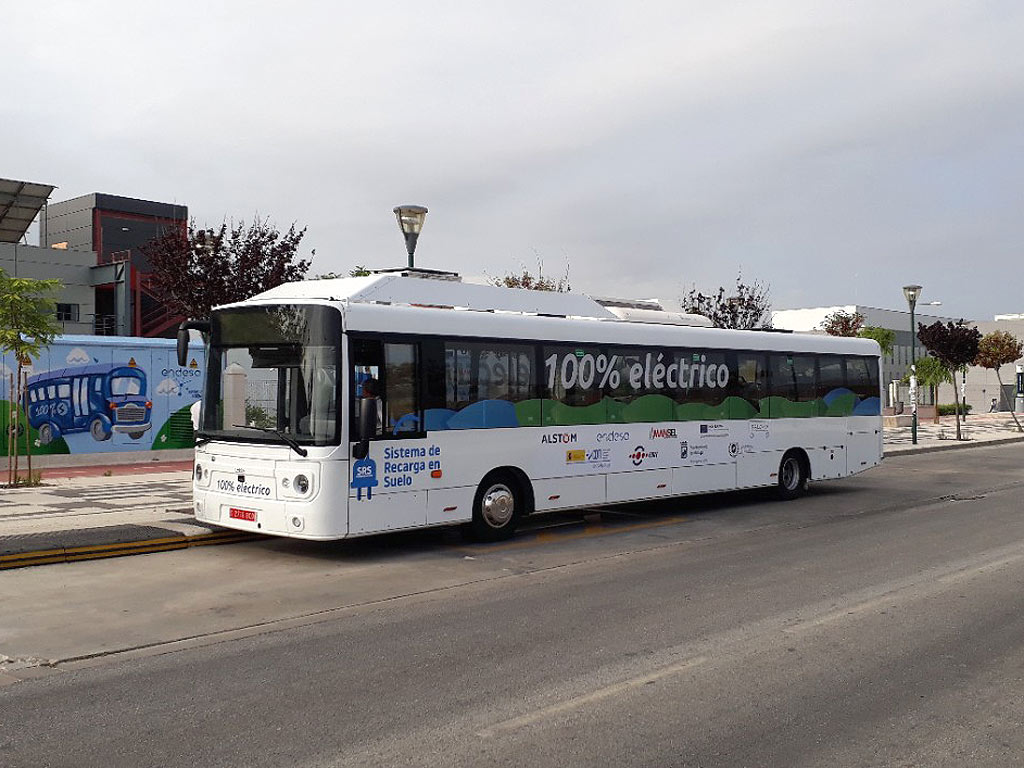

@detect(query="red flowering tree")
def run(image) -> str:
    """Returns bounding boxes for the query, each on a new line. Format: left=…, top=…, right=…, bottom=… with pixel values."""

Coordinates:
left=143, top=218, right=314, bottom=319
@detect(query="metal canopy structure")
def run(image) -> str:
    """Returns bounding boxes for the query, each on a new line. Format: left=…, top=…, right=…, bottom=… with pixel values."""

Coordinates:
left=0, top=177, right=56, bottom=243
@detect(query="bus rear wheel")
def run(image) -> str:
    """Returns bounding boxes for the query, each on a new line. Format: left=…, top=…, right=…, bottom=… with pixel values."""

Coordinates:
left=777, top=450, right=808, bottom=500
left=38, top=423, right=54, bottom=445
left=469, top=472, right=522, bottom=542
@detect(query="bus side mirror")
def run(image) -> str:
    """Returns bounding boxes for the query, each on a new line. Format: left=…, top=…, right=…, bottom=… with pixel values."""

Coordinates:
left=353, top=398, right=377, bottom=459
left=177, top=319, right=211, bottom=367
left=176, top=326, right=190, bottom=368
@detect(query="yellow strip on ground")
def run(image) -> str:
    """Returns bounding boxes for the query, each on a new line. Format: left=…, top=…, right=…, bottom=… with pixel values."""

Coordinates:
left=0, top=530, right=258, bottom=570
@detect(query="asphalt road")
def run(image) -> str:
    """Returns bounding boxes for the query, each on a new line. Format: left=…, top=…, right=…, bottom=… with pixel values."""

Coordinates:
left=3, top=446, right=1024, bottom=767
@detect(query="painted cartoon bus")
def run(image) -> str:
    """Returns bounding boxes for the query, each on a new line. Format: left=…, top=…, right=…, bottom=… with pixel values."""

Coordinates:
left=26, top=363, right=153, bottom=444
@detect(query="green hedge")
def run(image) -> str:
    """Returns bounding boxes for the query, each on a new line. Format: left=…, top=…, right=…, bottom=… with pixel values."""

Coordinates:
left=937, top=403, right=973, bottom=416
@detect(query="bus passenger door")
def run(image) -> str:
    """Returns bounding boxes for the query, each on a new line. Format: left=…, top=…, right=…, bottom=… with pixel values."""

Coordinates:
left=348, top=338, right=428, bottom=535
left=72, top=377, right=90, bottom=431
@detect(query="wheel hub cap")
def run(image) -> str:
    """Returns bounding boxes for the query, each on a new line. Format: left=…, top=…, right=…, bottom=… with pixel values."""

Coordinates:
left=482, top=485, right=514, bottom=527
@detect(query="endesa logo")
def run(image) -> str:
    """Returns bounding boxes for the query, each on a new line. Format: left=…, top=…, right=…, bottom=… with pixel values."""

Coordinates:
left=596, top=430, right=630, bottom=443
left=649, top=427, right=677, bottom=439
left=629, top=445, right=659, bottom=466
left=542, top=432, right=577, bottom=445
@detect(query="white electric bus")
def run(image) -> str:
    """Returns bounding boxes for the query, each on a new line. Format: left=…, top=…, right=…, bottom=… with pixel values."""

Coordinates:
left=180, top=270, right=882, bottom=541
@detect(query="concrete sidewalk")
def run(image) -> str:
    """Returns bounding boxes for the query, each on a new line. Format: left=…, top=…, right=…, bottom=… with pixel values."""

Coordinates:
left=2, top=415, right=1023, bottom=569
left=0, top=468, right=251, bottom=569
left=883, top=412, right=1024, bottom=454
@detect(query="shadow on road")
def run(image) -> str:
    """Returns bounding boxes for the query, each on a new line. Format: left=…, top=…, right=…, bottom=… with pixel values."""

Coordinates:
left=246, top=482, right=865, bottom=565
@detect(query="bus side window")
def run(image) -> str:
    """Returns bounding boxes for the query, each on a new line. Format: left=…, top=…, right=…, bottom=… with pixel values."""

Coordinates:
left=791, top=355, right=817, bottom=402
left=733, top=353, right=767, bottom=418
left=818, top=356, right=846, bottom=416
left=351, top=338, right=384, bottom=440
left=543, top=344, right=608, bottom=425
left=384, top=342, right=421, bottom=436
left=48, top=385, right=57, bottom=399
left=441, top=342, right=537, bottom=429
left=845, top=356, right=879, bottom=402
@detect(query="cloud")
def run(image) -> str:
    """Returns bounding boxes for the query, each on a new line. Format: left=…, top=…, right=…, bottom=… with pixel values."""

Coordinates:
left=156, top=378, right=180, bottom=396
left=4, top=1, right=1023, bottom=319
left=65, top=348, right=90, bottom=365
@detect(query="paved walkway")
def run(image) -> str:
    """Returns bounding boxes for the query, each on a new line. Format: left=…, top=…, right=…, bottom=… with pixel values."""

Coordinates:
left=0, top=470, right=248, bottom=569
left=2, top=415, right=1023, bottom=568
left=0, top=473, right=194, bottom=536
left=883, top=412, right=1024, bottom=453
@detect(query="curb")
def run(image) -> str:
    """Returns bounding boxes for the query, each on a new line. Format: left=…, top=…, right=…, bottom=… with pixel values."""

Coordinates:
left=0, top=529, right=259, bottom=570
left=885, top=434, right=1024, bottom=457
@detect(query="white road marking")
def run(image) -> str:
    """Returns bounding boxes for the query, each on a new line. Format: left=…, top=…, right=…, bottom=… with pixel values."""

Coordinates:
left=477, top=655, right=708, bottom=738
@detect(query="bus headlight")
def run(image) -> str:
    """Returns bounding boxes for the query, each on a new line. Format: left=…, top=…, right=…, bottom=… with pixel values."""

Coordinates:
left=293, top=474, right=310, bottom=495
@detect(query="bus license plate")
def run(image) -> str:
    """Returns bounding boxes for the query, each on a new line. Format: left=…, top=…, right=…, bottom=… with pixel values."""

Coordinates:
left=229, top=508, right=257, bottom=522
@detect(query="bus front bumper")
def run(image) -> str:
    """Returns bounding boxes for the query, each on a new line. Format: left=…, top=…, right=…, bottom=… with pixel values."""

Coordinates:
left=112, top=422, right=152, bottom=434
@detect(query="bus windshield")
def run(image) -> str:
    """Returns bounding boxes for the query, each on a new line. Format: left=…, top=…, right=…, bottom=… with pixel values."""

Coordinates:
left=111, top=375, right=143, bottom=396
left=202, top=305, right=341, bottom=446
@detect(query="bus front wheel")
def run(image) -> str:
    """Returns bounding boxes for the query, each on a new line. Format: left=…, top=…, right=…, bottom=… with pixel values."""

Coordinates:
left=777, top=450, right=808, bottom=500
left=38, top=423, right=54, bottom=445
left=468, top=472, right=522, bottom=542
left=90, top=418, right=111, bottom=442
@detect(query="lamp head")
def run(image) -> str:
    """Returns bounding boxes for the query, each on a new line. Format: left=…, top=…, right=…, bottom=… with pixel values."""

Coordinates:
left=902, top=284, right=923, bottom=307
left=393, top=205, right=428, bottom=236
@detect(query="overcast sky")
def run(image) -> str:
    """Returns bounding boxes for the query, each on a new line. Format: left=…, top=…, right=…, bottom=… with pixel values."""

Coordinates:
left=5, top=1, right=1023, bottom=319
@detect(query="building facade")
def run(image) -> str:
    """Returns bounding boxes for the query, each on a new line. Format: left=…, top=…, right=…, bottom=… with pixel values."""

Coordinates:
left=0, top=242, right=96, bottom=335
left=772, top=305, right=957, bottom=411
left=40, top=193, right=188, bottom=337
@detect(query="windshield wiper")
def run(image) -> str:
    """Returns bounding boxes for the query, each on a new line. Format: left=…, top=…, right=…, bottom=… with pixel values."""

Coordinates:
left=195, top=431, right=212, bottom=447
left=231, top=425, right=309, bottom=457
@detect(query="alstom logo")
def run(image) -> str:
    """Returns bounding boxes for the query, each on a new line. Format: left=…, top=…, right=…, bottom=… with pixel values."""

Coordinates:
left=542, top=432, right=577, bottom=444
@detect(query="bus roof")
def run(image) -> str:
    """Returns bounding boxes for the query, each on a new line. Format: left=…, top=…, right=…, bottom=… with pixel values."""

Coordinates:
left=237, top=273, right=625, bottom=319
left=340, top=302, right=881, bottom=356
left=28, top=363, right=143, bottom=386
left=225, top=274, right=879, bottom=357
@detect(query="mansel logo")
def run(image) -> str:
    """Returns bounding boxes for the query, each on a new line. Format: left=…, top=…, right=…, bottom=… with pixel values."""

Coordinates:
left=542, top=432, right=577, bottom=444
left=649, top=427, right=678, bottom=439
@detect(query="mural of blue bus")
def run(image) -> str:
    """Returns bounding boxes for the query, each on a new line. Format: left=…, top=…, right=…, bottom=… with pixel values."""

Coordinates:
left=26, top=363, right=153, bottom=444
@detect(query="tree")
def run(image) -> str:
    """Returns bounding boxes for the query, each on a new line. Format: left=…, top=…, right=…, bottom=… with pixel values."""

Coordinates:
left=314, top=266, right=371, bottom=279
left=975, top=330, right=1024, bottom=431
left=858, top=326, right=895, bottom=357
left=142, top=217, right=314, bottom=318
left=820, top=310, right=864, bottom=337
left=0, top=269, right=62, bottom=484
left=491, top=259, right=570, bottom=292
left=902, top=355, right=951, bottom=424
left=916, top=320, right=981, bottom=440
left=681, top=274, right=771, bottom=330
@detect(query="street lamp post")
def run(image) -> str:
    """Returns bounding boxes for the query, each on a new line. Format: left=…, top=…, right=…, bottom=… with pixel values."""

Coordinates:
left=393, top=205, right=428, bottom=269
left=903, top=285, right=923, bottom=445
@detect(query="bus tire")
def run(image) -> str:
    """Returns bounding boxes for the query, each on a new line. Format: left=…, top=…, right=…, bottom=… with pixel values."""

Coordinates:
left=469, top=472, right=522, bottom=542
left=777, top=450, right=808, bottom=500
left=38, top=423, right=54, bottom=445
left=90, top=417, right=111, bottom=442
